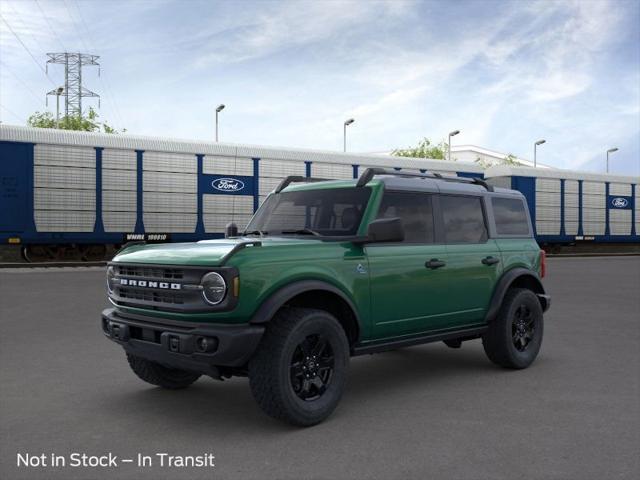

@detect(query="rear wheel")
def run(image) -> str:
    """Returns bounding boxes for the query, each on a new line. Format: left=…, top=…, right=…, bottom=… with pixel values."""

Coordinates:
left=482, top=288, right=544, bottom=369
left=126, top=354, right=201, bottom=389
left=249, top=308, right=349, bottom=426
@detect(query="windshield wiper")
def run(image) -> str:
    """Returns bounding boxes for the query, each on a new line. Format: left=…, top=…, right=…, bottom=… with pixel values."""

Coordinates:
left=242, top=230, right=268, bottom=236
left=281, top=228, right=322, bottom=236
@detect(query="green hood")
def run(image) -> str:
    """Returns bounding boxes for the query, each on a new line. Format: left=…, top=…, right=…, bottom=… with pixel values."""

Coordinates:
left=112, top=237, right=321, bottom=266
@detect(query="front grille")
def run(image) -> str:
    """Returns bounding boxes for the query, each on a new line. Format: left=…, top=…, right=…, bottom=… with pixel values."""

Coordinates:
left=108, top=262, right=237, bottom=313
left=119, top=287, right=184, bottom=305
left=109, top=263, right=207, bottom=312
left=116, top=265, right=184, bottom=280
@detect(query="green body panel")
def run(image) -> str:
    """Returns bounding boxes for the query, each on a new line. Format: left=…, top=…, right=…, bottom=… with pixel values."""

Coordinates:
left=365, top=243, right=453, bottom=338
left=494, top=238, right=542, bottom=274
left=443, top=240, right=503, bottom=325
left=110, top=180, right=542, bottom=345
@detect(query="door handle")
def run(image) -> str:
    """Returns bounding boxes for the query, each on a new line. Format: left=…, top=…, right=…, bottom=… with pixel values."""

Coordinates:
left=481, top=256, right=500, bottom=266
left=425, top=259, right=446, bottom=269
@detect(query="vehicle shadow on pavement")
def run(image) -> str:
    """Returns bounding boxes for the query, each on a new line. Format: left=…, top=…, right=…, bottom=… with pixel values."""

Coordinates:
left=101, top=342, right=501, bottom=432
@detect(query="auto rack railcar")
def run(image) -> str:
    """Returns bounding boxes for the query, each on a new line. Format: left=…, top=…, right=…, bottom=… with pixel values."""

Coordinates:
left=484, top=165, right=639, bottom=246
left=0, top=125, right=484, bottom=261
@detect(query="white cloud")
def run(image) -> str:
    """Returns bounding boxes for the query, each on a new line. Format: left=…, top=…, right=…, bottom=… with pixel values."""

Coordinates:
left=1, top=0, right=637, bottom=174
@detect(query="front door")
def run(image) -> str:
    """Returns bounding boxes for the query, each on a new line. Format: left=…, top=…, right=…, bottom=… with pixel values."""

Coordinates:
left=366, top=191, right=453, bottom=339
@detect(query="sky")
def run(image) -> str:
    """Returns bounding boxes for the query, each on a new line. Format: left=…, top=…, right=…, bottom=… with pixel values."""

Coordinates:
left=0, top=0, right=639, bottom=175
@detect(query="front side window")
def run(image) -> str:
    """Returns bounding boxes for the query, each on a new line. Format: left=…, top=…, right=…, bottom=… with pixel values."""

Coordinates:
left=492, top=197, right=530, bottom=236
left=376, top=191, right=434, bottom=243
left=441, top=195, right=487, bottom=243
left=245, top=187, right=370, bottom=236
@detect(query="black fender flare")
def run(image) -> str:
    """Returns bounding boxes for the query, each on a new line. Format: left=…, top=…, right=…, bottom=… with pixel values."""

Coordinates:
left=485, top=268, right=548, bottom=323
left=249, top=279, right=361, bottom=329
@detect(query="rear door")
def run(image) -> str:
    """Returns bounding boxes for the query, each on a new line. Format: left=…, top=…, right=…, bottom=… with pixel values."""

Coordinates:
left=440, top=194, right=502, bottom=326
left=366, top=190, right=452, bottom=339
left=0, top=142, right=30, bottom=233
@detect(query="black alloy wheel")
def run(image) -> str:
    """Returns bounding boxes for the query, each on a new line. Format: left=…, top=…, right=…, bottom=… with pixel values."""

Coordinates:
left=482, top=288, right=544, bottom=369
left=290, top=334, right=335, bottom=401
left=512, top=304, right=536, bottom=352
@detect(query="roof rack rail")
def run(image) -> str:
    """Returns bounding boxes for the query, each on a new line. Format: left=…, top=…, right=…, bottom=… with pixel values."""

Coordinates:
left=275, top=176, right=330, bottom=193
left=356, top=167, right=493, bottom=192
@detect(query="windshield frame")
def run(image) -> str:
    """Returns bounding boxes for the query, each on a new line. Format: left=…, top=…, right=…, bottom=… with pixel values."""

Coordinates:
left=244, top=186, right=372, bottom=238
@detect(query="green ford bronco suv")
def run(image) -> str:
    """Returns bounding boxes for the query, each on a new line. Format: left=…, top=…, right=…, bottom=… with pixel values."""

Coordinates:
left=102, top=168, right=550, bottom=426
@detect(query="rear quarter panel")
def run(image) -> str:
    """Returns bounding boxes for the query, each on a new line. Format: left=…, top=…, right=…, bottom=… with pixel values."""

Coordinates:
left=495, top=238, right=541, bottom=275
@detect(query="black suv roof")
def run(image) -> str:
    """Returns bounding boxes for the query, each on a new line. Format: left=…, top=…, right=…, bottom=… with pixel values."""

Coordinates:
left=277, top=167, right=523, bottom=198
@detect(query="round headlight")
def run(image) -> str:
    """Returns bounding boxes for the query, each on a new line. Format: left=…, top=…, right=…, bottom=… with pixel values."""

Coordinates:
left=106, top=266, right=116, bottom=294
left=201, top=272, right=227, bottom=305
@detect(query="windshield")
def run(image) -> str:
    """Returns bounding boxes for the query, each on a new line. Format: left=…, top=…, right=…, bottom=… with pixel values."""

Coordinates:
left=245, top=187, right=371, bottom=237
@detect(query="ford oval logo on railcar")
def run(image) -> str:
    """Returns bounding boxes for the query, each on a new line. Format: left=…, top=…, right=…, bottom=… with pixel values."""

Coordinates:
left=211, top=178, right=245, bottom=192
left=611, top=197, right=629, bottom=208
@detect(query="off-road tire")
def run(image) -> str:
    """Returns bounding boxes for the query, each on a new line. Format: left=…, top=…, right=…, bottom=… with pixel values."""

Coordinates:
left=248, top=307, right=350, bottom=427
left=126, top=353, right=201, bottom=389
left=482, top=288, right=544, bottom=369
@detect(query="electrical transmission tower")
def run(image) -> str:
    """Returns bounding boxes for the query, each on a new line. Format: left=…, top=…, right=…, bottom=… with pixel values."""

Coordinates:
left=46, top=53, right=100, bottom=117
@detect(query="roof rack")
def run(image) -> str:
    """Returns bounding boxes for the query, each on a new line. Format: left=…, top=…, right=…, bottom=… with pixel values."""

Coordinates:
left=356, top=167, right=494, bottom=192
left=275, top=176, right=330, bottom=193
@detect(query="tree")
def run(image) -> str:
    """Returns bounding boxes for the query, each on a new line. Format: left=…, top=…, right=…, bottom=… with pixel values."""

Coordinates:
left=475, top=153, right=522, bottom=168
left=27, top=107, right=125, bottom=133
left=392, top=137, right=448, bottom=160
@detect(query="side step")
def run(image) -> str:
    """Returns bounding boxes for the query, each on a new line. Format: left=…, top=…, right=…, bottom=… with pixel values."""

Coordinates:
left=352, top=325, right=487, bottom=356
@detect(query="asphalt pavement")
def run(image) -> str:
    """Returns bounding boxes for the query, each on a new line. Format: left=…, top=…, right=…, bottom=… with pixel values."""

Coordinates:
left=1, top=257, right=639, bottom=480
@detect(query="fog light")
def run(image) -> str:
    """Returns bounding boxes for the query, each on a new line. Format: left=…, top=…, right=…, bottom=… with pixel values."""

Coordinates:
left=195, top=336, right=218, bottom=353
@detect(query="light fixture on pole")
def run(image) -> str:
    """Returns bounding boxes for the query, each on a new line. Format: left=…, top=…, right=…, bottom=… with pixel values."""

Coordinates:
left=534, top=139, right=546, bottom=168
left=447, top=130, right=460, bottom=162
left=606, top=147, right=618, bottom=173
left=55, top=87, right=64, bottom=128
left=343, top=118, right=355, bottom=152
left=215, top=104, right=225, bottom=142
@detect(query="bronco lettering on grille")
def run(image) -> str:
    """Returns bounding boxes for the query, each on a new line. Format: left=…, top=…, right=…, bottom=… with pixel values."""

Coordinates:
left=119, top=279, right=181, bottom=290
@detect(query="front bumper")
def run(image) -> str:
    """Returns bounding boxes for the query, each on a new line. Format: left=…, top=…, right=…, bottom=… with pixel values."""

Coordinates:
left=101, top=308, right=264, bottom=376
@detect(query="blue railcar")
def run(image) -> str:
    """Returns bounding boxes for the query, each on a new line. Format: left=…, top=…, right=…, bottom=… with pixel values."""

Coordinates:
left=485, top=165, right=639, bottom=245
left=0, top=125, right=484, bottom=260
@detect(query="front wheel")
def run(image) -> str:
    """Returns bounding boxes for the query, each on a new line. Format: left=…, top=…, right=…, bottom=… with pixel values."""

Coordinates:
left=248, top=308, right=349, bottom=426
left=482, top=288, right=544, bottom=369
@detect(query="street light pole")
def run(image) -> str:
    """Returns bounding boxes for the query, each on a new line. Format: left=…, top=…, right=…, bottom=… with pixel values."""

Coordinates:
left=55, top=87, right=64, bottom=128
left=215, top=104, right=225, bottom=142
left=606, top=148, right=618, bottom=173
left=534, top=139, right=546, bottom=168
left=343, top=118, right=354, bottom=152
left=447, top=130, right=460, bottom=162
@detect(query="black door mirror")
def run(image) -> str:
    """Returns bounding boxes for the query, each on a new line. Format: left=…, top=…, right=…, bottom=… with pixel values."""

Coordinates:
left=225, top=222, right=238, bottom=238
left=366, top=217, right=404, bottom=243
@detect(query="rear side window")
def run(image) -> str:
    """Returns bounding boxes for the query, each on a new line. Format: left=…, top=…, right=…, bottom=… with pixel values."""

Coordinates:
left=441, top=195, right=487, bottom=243
left=376, top=191, right=434, bottom=243
left=492, top=197, right=530, bottom=235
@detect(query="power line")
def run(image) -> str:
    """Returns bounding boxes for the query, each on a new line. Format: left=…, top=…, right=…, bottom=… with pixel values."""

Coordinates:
left=0, top=13, right=56, bottom=86
left=0, top=59, right=44, bottom=104
left=4, top=0, right=43, bottom=49
left=33, top=0, right=68, bottom=52
left=0, top=103, right=24, bottom=123
left=62, top=0, right=90, bottom=52
left=71, top=0, right=126, bottom=128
